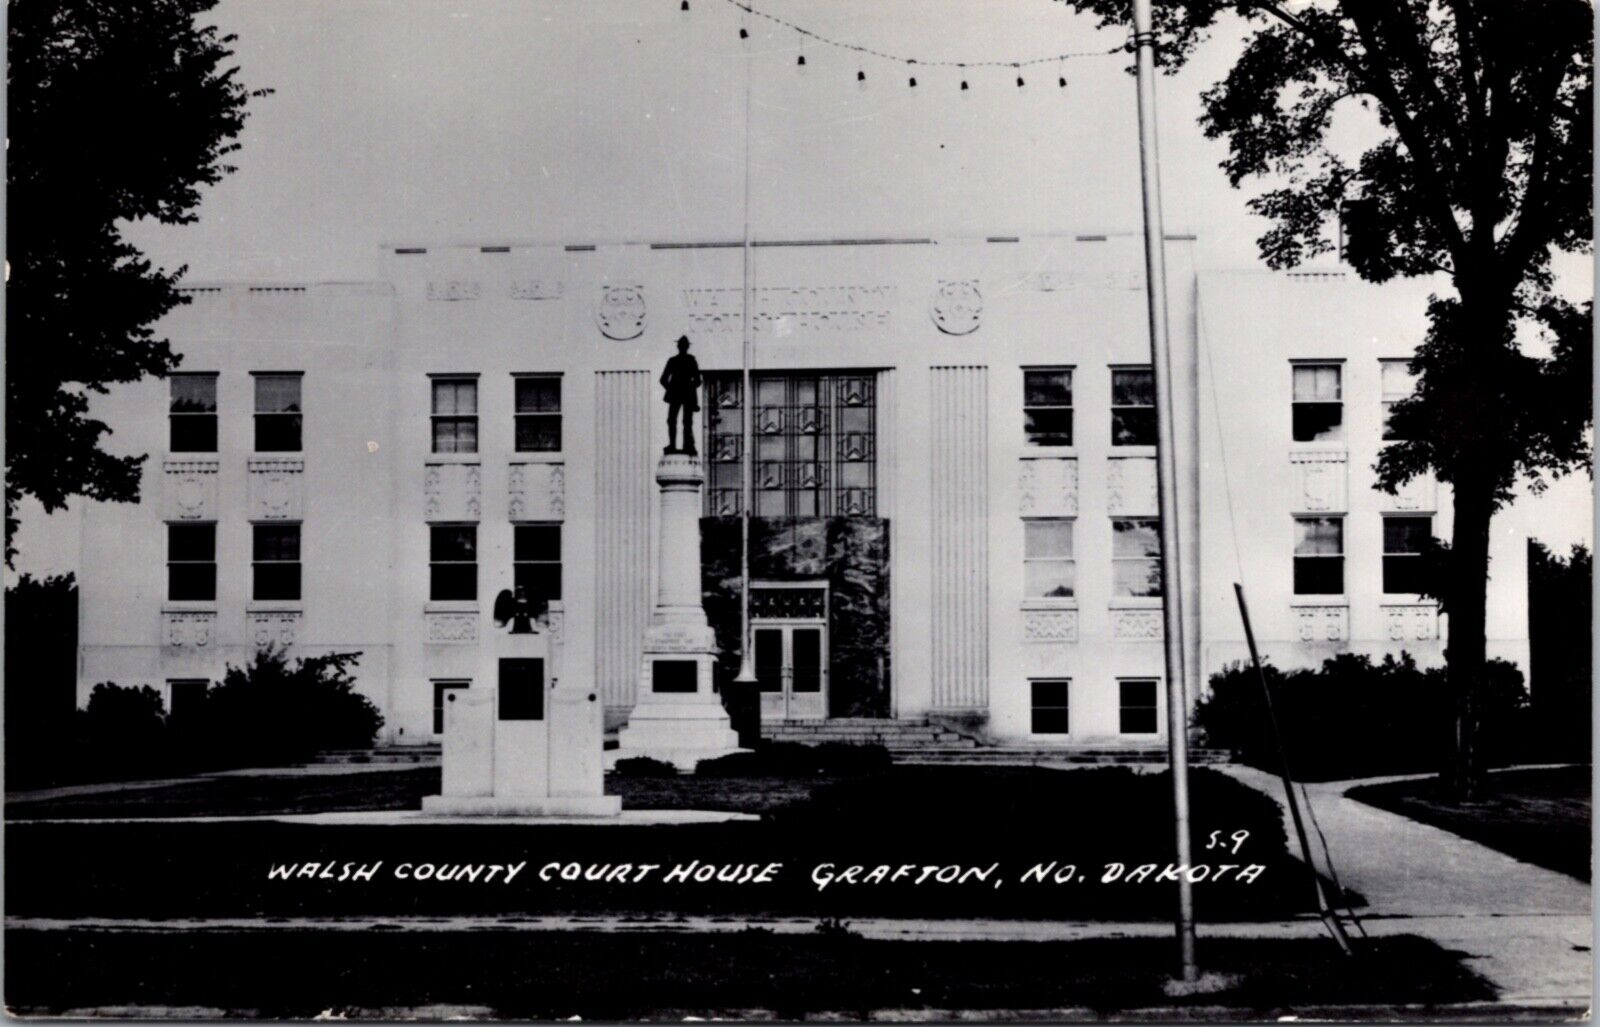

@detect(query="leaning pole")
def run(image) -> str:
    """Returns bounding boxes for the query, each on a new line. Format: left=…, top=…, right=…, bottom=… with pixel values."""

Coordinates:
left=1130, top=0, right=1198, bottom=983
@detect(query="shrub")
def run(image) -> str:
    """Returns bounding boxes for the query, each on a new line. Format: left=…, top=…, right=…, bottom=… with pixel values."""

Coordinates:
left=196, top=646, right=381, bottom=769
left=612, top=756, right=678, bottom=778
left=695, top=740, right=891, bottom=777
left=74, top=683, right=173, bottom=780
left=1195, top=652, right=1529, bottom=781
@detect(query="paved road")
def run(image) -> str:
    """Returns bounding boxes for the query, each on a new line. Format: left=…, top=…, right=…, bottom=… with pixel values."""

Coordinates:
left=1217, top=763, right=1592, bottom=1007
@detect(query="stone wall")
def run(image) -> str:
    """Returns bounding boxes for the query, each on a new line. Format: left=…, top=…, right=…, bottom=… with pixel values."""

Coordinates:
left=701, top=517, right=891, bottom=718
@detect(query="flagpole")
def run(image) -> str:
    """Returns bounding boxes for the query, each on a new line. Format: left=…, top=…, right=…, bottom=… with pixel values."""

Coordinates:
left=733, top=25, right=757, bottom=689
left=1131, top=0, right=1197, bottom=983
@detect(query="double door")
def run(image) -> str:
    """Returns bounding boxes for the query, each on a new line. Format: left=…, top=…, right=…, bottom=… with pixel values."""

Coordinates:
left=753, top=622, right=827, bottom=721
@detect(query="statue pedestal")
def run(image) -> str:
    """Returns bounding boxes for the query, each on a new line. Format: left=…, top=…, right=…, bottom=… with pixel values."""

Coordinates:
left=615, top=454, right=744, bottom=772
left=424, top=613, right=621, bottom=817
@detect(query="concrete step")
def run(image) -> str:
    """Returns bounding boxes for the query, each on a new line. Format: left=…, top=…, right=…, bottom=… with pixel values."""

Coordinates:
left=313, top=747, right=441, bottom=765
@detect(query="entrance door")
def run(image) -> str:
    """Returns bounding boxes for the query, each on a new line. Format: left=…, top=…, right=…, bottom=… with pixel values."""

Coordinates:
left=753, top=623, right=828, bottom=721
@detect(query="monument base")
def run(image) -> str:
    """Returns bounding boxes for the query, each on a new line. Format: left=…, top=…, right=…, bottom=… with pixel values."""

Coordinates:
left=420, top=794, right=623, bottom=817
left=614, top=703, right=745, bottom=772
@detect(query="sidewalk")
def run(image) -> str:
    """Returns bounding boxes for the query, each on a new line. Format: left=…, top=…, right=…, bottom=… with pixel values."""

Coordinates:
left=6, top=760, right=429, bottom=805
left=1217, top=763, right=1592, bottom=1007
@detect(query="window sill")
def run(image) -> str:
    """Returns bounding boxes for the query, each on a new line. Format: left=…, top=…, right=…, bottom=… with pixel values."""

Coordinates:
left=164, top=453, right=221, bottom=464
left=249, top=452, right=305, bottom=461
left=1290, top=595, right=1348, bottom=607
left=425, top=453, right=482, bottom=465
left=1021, top=598, right=1078, bottom=611
left=425, top=600, right=480, bottom=614
left=162, top=601, right=217, bottom=613
left=248, top=601, right=303, bottom=614
left=1108, top=596, right=1163, bottom=610
left=1108, top=446, right=1156, bottom=458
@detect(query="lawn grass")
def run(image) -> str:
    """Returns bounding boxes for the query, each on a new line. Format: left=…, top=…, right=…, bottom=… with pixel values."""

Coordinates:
left=1347, top=766, right=1591, bottom=881
left=2, top=929, right=1493, bottom=1018
left=6, top=766, right=1349, bottom=922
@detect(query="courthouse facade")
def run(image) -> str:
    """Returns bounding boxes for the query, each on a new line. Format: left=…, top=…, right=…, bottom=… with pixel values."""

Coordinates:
left=75, top=233, right=1531, bottom=746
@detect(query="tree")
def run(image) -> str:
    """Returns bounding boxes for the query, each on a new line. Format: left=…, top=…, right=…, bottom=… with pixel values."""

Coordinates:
left=1060, top=0, right=1593, bottom=797
left=202, top=647, right=382, bottom=767
left=6, top=1, right=269, bottom=565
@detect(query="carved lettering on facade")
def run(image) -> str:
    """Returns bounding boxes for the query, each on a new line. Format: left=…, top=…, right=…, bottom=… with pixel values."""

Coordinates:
left=509, top=279, right=563, bottom=301
left=680, top=285, right=896, bottom=335
left=1019, top=457, right=1079, bottom=517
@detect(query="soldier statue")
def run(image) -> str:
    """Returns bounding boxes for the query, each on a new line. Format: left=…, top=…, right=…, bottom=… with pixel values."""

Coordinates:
left=660, top=335, right=701, bottom=456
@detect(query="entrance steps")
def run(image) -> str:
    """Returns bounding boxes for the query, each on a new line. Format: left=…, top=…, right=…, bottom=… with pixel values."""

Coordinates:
left=760, top=718, right=1231, bottom=767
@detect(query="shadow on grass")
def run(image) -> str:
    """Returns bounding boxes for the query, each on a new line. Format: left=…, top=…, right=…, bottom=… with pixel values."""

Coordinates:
left=2, top=929, right=1494, bottom=1018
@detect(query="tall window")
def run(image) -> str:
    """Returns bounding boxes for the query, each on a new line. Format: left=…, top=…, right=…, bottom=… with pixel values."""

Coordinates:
left=167, top=524, right=216, bottom=601
left=253, top=374, right=303, bottom=452
left=1293, top=516, right=1344, bottom=594
left=430, top=525, right=477, bottom=601
left=1380, top=359, right=1416, bottom=441
left=1119, top=679, right=1159, bottom=734
left=514, top=375, right=561, bottom=452
left=252, top=524, right=302, bottom=601
left=431, top=378, right=478, bottom=454
left=703, top=373, right=876, bottom=517
left=1110, top=367, right=1156, bottom=446
left=170, top=374, right=218, bottom=452
left=1383, top=516, right=1432, bottom=594
left=1112, top=518, right=1162, bottom=597
left=1291, top=363, right=1343, bottom=442
left=1030, top=679, right=1070, bottom=735
left=1023, top=368, right=1073, bottom=446
left=513, top=523, right=562, bottom=609
left=1023, top=519, right=1075, bottom=598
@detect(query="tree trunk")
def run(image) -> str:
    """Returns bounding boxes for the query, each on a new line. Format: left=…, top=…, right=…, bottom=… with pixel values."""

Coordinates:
left=1445, top=473, right=1494, bottom=801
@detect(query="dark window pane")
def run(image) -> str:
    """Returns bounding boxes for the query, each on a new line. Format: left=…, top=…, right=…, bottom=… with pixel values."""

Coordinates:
left=754, top=629, right=782, bottom=692
left=171, top=415, right=218, bottom=453
left=1384, top=517, right=1431, bottom=554
left=1111, top=368, right=1154, bottom=406
left=1024, top=370, right=1072, bottom=406
left=1113, top=559, right=1163, bottom=597
left=1292, top=402, right=1343, bottom=442
left=1111, top=408, right=1156, bottom=446
left=1120, top=679, right=1158, bottom=707
left=1031, top=679, right=1070, bottom=707
left=513, top=563, right=562, bottom=604
left=1031, top=708, right=1070, bottom=734
left=431, top=526, right=476, bottom=561
left=515, top=377, right=561, bottom=413
left=1120, top=707, right=1159, bottom=734
left=169, top=524, right=215, bottom=561
left=498, top=658, right=544, bottom=720
left=1293, top=557, right=1344, bottom=595
left=792, top=628, right=822, bottom=693
left=433, top=418, right=477, bottom=454
left=255, top=414, right=302, bottom=452
left=430, top=563, right=477, bottom=601
left=253, top=562, right=301, bottom=601
left=253, top=525, right=300, bottom=561
left=514, top=524, right=561, bottom=561
left=168, top=563, right=215, bottom=601
left=1294, top=518, right=1343, bottom=555
left=515, top=414, right=562, bottom=452
left=171, top=375, right=217, bottom=413
left=1024, top=408, right=1073, bottom=446
left=254, top=375, right=301, bottom=414
left=1383, top=555, right=1426, bottom=594
left=1112, top=519, right=1161, bottom=558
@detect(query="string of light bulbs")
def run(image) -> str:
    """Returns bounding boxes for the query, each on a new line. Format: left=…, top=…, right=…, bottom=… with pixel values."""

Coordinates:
left=680, top=0, right=1128, bottom=89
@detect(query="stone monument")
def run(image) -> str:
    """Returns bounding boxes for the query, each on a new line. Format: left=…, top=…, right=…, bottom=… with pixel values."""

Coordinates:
left=423, top=588, right=621, bottom=816
left=614, top=348, right=743, bottom=771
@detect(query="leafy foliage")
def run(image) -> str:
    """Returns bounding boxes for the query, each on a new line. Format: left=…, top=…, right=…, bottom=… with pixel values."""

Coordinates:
left=1196, top=652, right=1530, bottom=780
left=1058, top=0, right=1592, bottom=795
left=6, top=0, right=269, bottom=564
left=5, top=574, right=80, bottom=788
left=1527, top=541, right=1592, bottom=759
left=203, top=647, right=382, bottom=767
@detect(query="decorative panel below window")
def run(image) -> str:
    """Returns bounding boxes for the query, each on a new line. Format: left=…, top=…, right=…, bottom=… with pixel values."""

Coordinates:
left=704, top=372, right=877, bottom=517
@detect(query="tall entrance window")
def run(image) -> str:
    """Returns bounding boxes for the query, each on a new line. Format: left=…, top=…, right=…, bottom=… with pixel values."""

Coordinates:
left=751, top=584, right=828, bottom=721
left=703, top=373, right=877, bottom=517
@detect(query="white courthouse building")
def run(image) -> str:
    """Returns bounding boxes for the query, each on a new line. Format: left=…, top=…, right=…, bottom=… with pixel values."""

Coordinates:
left=75, top=232, right=1531, bottom=748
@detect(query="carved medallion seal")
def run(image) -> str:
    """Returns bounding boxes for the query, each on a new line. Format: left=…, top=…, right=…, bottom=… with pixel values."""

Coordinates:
left=596, top=285, right=647, bottom=340
left=930, top=280, right=982, bottom=335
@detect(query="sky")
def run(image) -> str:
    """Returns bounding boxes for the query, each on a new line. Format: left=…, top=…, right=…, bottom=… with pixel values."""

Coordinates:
left=10, top=0, right=1592, bottom=576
